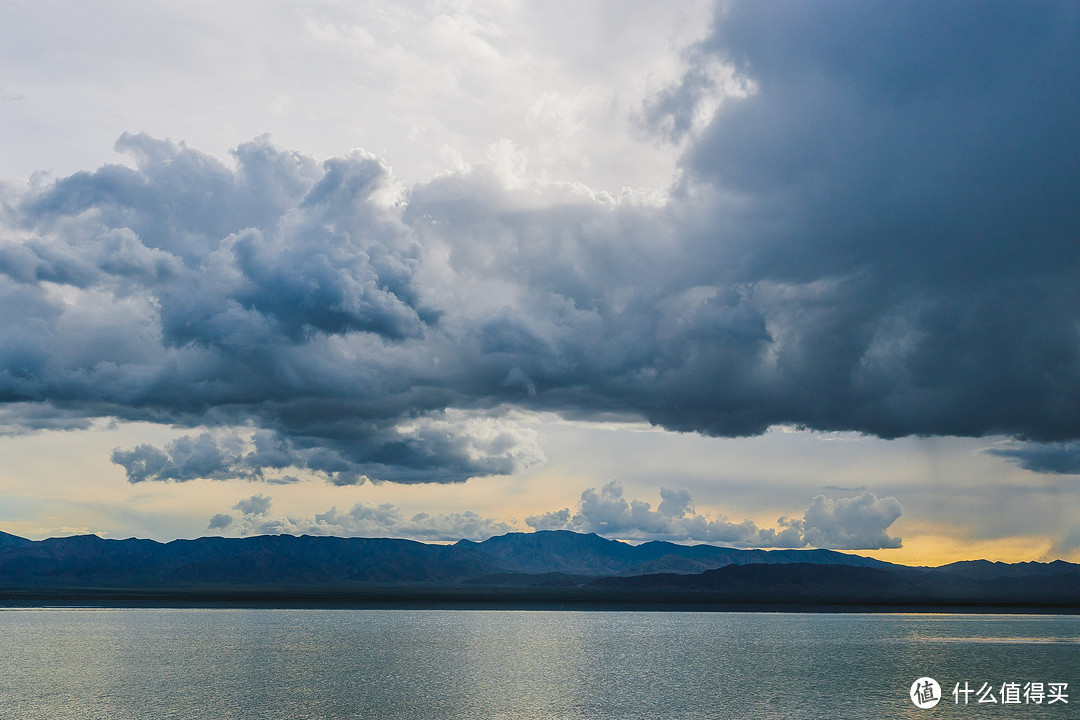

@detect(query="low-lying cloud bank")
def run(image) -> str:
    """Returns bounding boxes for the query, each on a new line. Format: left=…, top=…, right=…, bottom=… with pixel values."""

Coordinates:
left=208, top=492, right=514, bottom=543
left=211, top=483, right=902, bottom=550
left=526, top=481, right=901, bottom=549
left=2, top=2, right=1080, bottom=484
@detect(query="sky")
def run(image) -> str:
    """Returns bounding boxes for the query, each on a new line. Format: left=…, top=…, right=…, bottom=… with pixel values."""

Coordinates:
left=1, top=0, right=1079, bottom=566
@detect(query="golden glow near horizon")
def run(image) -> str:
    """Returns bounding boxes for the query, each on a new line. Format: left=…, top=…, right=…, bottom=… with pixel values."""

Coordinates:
left=855, top=534, right=1064, bottom=568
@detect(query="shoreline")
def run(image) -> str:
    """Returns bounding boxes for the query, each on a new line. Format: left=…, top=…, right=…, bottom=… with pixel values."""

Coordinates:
left=3, top=586, right=1079, bottom=613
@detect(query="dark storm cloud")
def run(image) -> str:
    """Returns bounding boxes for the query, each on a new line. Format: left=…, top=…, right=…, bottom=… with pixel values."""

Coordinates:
left=398, top=0, right=1080, bottom=447
left=525, top=481, right=901, bottom=549
left=1, top=1, right=1079, bottom=483
left=0, top=403, right=94, bottom=434
left=112, top=435, right=233, bottom=483
left=662, top=0, right=1080, bottom=441
left=109, top=418, right=543, bottom=486
left=988, top=442, right=1080, bottom=475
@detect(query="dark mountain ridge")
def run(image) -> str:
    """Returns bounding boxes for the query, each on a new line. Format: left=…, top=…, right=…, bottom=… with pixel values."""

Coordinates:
left=0, top=529, right=904, bottom=587
left=454, top=530, right=893, bottom=576
left=0, top=529, right=1077, bottom=608
left=592, top=562, right=1080, bottom=605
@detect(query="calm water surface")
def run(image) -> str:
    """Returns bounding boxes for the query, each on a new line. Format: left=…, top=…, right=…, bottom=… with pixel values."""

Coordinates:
left=0, top=609, right=1077, bottom=719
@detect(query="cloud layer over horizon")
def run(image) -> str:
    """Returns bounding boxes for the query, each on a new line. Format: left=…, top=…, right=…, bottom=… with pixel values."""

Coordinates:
left=525, top=481, right=901, bottom=549
left=211, top=482, right=903, bottom=549
left=2, top=1, right=1080, bottom=487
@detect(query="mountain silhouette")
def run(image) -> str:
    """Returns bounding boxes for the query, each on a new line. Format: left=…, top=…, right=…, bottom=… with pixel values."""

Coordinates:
left=0, top=529, right=1076, bottom=608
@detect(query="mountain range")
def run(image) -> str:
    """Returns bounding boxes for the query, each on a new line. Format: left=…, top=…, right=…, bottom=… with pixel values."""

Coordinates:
left=0, top=529, right=1077, bottom=609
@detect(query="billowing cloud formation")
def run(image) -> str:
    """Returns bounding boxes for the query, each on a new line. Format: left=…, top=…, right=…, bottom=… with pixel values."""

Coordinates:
left=234, top=493, right=272, bottom=516
left=208, top=485, right=900, bottom=548
left=526, top=481, right=902, bottom=549
left=110, top=413, right=544, bottom=486
left=782, top=493, right=902, bottom=551
left=2, top=1, right=1080, bottom=484
left=211, top=494, right=514, bottom=541
left=207, top=513, right=233, bottom=532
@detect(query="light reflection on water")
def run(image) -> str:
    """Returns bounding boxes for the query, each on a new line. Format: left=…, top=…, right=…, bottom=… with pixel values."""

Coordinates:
left=0, top=609, right=1077, bottom=720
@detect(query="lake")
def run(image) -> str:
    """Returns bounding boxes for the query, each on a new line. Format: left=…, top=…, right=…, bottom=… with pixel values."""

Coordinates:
left=0, top=609, right=1077, bottom=719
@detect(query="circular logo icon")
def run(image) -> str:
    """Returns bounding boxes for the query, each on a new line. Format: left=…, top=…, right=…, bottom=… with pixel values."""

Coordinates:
left=910, top=677, right=942, bottom=709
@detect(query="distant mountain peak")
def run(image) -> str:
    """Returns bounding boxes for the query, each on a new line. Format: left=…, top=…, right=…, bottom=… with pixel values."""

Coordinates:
left=0, top=530, right=32, bottom=547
